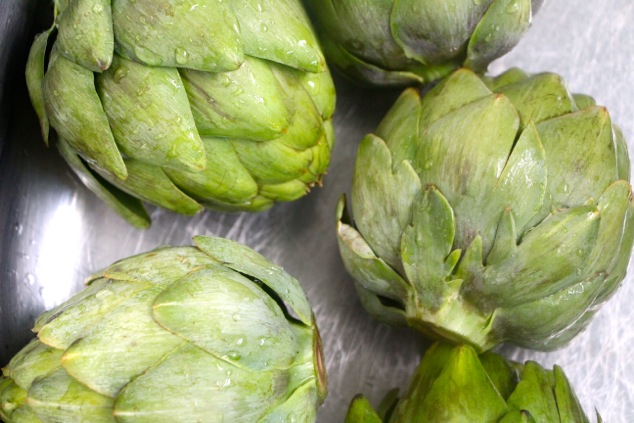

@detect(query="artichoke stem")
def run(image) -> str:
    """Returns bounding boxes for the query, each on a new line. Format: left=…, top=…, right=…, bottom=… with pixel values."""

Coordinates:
left=407, top=289, right=495, bottom=352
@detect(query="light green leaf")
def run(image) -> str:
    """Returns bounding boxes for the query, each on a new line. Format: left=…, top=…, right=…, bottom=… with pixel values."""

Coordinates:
left=112, top=0, right=243, bottom=71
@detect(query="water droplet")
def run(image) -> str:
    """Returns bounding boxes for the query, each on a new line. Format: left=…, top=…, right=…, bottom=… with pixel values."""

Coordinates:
left=260, top=23, right=268, bottom=32
left=576, top=268, right=582, bottom=275
left=93, top=3, right=104, bottom=12
left=258, top=337, right=266, bottom=346
left=227, top=351, right=241, bottom=361
left=236, top=337, right=244, bottom=346
left=473, top=0, right=483, bottom=5
left=424, top=160, right=433, bottom=169
left=14, top=223, right=23, bottom=234
left=175, top=47, right=189, bottom=65
left=506, top=0, right=520, bottom=13
left=232, top=312, right=241, bottom=321
left=25, top=273, right=35, bottom=286
left=576, top=249, right=584, bottom=257
left=114, top=66, right=129, bottom=83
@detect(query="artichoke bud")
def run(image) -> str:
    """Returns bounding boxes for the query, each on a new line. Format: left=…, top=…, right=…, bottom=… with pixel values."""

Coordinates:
left=303, top=0, right=541, bottom=86
left=0, top=237, right=326, bottom=422
left=26, top=0, right=336, bottom=227
left=337, top=68, right=634, bottom=351
left=346, top=342, right=594, bottom=423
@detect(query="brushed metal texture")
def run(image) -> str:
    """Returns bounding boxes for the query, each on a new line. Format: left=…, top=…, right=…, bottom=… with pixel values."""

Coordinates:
left=0, top=1, right=632, bottom=421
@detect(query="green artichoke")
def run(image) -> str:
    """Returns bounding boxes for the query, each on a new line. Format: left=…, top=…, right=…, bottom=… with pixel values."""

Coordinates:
left=0, top=236, right=326, bottom=422
left=26, top=0, right=336, bottom=228
left=303, top=0, right=543, bottom=86
left=345, top=342, right=596, bottom=422
left=336, top=68, right=634, bottom=351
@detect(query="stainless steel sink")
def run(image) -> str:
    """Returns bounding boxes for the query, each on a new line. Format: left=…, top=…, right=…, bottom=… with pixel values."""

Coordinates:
left=1, top=1, right=633, bottom=421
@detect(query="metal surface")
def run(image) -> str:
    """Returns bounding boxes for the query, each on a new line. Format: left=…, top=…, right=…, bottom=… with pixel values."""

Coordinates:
left=0, top=1, right=633, bottom=421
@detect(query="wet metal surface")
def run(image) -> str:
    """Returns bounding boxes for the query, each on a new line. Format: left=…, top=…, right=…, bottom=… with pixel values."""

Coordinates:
left=1, top=1, right=633, bottom=421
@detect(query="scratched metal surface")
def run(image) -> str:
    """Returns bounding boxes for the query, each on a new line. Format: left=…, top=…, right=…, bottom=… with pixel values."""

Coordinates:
left=0, top=1, right=632, bottom=421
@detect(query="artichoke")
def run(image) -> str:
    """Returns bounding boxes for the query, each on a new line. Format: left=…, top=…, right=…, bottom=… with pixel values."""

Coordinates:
left=0, top=236, right=326, bottom=422
left=303, top=0, right=543, bottom=86
left=345, top=342, right=596, bottom=422
left=26, top=0, right=336, bottom=228
left=336, top=68, right=634, bottom=351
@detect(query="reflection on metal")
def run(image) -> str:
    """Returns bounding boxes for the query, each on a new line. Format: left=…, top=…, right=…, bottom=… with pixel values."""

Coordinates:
left=36, top=194, right=82, bottom=309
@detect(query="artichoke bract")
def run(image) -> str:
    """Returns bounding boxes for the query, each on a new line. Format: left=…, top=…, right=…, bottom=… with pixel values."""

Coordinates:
left=345, top=342, right=596, bottom=422
left=26, top=0, right=336, bottom=228
left=303, top=0, right=543, bottom=86
left=337, top=68, right=634, bottom=351
left=0, top=236, right=326, bottom=422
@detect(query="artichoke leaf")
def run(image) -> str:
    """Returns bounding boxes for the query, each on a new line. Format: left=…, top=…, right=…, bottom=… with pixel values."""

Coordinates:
left=353, top=283, right=408, bottom=327
left=478, top=351, right=518, bottom=400
left=397, top=344, right=510, bottom=421
left=337, top=196, right=411, bottom=302
left=95, top=159, right=203, bottom=215
left=261, top=381, right=321, bottom=423
left=228, top=0, right=325, bottom=73
left=97, top=56, right=206, bottom=173
left=269, top=63, right=325, bottom=150
left=465, top=0, right=532, bottom=71
left=533, top=106, right=617, bottom=222
left=301, top=121, right=334, bottom=183
left=416, top=93, right=519, bottom=249
left=56, top=0, right=114, bottom=72
left=55, top=137, right=150, bottom=228
left=113, top=343, right=288, bottom=422
left=165, top=136, right=258, bottom=206
left=260, top=180, right=308, bottom=202
left=112, top=0, right=244, bottom=72
left=391, top=0, right=492, bottom=65
left=479, top=206, right=600, bottom=308
left=313, top=0, right=408, bottom=69
left=25, top=29, right=51, bottom=145
left=499, top=409, right=537, bottom=422
left=0, top=379, right=31, bottom=423
left=33, top=279, right=109, bottom=333
left=483, top=67, right=529, bottom=91
left=43, top=50, right=127, bottom=179
left=27, top=368, right=115, bottom=423
left=230, top=137, right=314, bottom=184
left=593, top=197, right=634, bottom=304
left=485, top=209, right=518, bottom=267
left=37, top=280, right=150, bottom=350
left=572, top=93, right=596, bottom=110
left=493, top=73, right=576, bottom=127
left=487, top=122, right=546, bottom=242
left=321, top=37, right=425, bottom=86
left=60, top=285, right=185, bottom=398
left=417, top=68, right=493, bottom=130
left=553, top=365, right=591, bottom=423
left=584, top=180, right=633, bottom=275
left=613, top=124, right=631, bottom=180
left=506, top=362, right=559, bottom=421
left=497, top=272, right=606, bottom=350
left=101, top=246, right=214, bottom=286
left=290, top=62, right=336, bottom=120
left=2, top=339, right=63, bottom=392
left=376, top=88, right=422, bottom=171
left=401, top=186, right=457, bottom=310
left=193, top=236, right=313, bottom=326
left=352, top=134, right=422, bottom=273
left=181, top=57, right=291, bottom=140
left=344, top=395, right=383, bottom=423
left=153, top=265, right=301, bottom=371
